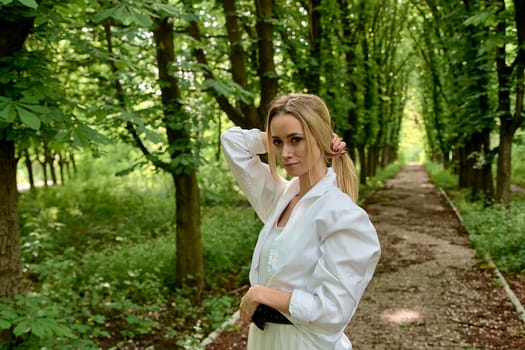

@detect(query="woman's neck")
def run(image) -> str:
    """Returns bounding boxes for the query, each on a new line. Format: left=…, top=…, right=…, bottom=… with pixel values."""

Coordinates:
left=298, top=165, right=327, bottom=198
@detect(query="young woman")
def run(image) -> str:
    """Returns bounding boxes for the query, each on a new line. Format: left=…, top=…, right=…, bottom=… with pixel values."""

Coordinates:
left=221, top=93, right=380, bottom=349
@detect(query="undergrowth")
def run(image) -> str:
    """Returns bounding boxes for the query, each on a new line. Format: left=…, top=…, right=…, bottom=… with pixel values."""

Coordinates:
left=424, top=162, right=525, bottom=274
left=3, top=163, right=259, bottom=349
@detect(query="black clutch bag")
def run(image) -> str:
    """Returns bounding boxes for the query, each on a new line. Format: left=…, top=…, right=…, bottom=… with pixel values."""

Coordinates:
left=251, top=304, right=292, bottom=330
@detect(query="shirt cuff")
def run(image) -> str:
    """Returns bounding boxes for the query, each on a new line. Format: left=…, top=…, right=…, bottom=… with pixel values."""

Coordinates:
left=244, top=128, right=267, bottom=155
left=289, top=289, right=314, bottom=322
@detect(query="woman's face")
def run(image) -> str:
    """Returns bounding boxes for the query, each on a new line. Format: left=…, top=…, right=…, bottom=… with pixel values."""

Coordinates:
left=270, top=113, right=323, bottom=178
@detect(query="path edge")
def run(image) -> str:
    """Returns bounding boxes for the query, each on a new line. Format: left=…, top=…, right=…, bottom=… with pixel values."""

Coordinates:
left=201, top=310, right=240, bottom=347
left=438, top=187, right=525, bottom=327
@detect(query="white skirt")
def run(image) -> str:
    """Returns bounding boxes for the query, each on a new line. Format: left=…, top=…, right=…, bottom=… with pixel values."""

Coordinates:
left=247, top=323, right=317, bottom=350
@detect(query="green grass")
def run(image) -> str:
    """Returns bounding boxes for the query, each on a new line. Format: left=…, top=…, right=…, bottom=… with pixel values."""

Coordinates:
left=459, top=195, right=525, bottom=273
left=424, top=162, right=525, bottom=273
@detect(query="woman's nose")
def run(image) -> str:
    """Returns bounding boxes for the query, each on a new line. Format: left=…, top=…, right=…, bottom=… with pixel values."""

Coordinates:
left=281, top=144, right=292, bottom=158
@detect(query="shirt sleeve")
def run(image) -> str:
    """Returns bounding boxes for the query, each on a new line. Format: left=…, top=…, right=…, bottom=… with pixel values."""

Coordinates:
left=288, top=201, right=381, bottom=336
left=221, top=126, right=283, bottom=222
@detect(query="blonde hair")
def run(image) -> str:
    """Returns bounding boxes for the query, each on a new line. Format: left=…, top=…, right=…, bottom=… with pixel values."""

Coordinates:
left=265, top=93, right=359, bottom=202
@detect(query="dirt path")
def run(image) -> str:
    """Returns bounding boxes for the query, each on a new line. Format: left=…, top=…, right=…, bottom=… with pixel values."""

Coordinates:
left=206, top=163, right=525, bottom=350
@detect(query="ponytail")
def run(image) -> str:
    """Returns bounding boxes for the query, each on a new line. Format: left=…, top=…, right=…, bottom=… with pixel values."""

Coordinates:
left=331, top=154, right=359, bottom=203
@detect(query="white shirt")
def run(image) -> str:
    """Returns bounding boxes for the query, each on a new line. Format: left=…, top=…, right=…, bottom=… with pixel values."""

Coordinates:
left=259, top=225, right=283, bottom=285
left=221, top=127, right=381, bottom=349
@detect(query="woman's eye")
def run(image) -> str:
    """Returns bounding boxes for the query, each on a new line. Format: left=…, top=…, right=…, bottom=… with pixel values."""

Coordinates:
left=272, top=139, right=282, bottom=146
left=291, top=137, right=302, bottom=144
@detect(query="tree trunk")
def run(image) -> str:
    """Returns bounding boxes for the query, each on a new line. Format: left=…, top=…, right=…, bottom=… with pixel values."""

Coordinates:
left=358, top=147, right=367, bottom=184
left=153, top=16, right=204, bottom=295
left=23, top=149, right=35, bottom=191
left=58, top=152, right=66, bottom=185
left=0, top=12, right=34, bottom=297
left=69, top=152, right=77, bottom=174
left=367, top=145, right=378, bottom=178
left=457, top=146, right=469, bottom=188
left=496, top=128, right=512, bottom=204
left=174, top=172, right=204, bottom=294
left=470, top=130, right=494, bottom=200
left=0, top=139, right=23, bottom=297
left=36, top=147, right=49, bottom=187
left=47, top=151, right=57, bottom=185
left=306, top=0, right=321, bottom=93
left=494, top=0, right=525, bottom=206
left=221, top=0, right=259, bottom=127
left=254, top=0, right=278, bottom=121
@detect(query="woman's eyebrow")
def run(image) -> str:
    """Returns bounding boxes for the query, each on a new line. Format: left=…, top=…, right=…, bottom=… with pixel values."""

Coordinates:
left=272, top=132, right=304, bottom=139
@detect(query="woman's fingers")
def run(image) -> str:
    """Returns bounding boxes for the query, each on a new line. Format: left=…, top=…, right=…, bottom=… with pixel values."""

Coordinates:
left=331, top=133, right=346, bottom=156
left=240, top=288, right=258, bottom=323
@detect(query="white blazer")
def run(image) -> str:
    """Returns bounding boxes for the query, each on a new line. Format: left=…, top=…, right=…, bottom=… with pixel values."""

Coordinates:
left=221, top=127, right=381, bottom=349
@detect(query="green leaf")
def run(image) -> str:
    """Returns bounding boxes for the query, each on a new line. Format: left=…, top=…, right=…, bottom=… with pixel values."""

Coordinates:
left=464, top=11, right=494, bottom=27
left=52, top=323, right=75, bottom=338
left=0, top=96, right=9, bottom=108
left=55, top=130, right=70, bottom=143
left=152, top=3, right=181, bottom=16
left=15, top=105, right=41, bottom=130
left=0, top=308, right=18, bottom=321
left=19, top=103, right=47, bottom=114
left=140, top=126, right=163, bottom=144
left=130, top=9, right=153, bottom=27
left=30, top=318, right=50, bottom=338
left=16, top=0, right=37, bottom=8
left=13, top=320, right=31, bottom=337
left=73, top=123, right=109, bottom=148
left=113, top=7, right=128, bottom=23
left=91, top=314, right=105, bottom=324
left=94, top=8, right=116, bottom=23
left=0, top=103, right=17, bottom=123
left=0, top=0, right=14, bottom=5
left=116, top=165, right=138, bottom=177
left=19, top=95, right=39, bottom=104
left=0, top=319, right=11, bottom=330
left=205, top=80, right=231, bottom=97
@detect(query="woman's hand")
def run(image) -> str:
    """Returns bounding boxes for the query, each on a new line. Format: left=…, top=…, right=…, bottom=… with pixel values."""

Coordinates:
left=239, top=285, right=292, bottom=324
left=240, top=286, right=260, bottom=323
left=330, top=133, right=347, bottom=158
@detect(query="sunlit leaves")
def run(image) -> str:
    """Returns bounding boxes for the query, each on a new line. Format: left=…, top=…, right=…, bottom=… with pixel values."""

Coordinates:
left=151, top=3, right=182, bottom=17
left=0, top=99, right=17, bottom=123
left=0, top=0, right=38, bottom=8
left=0, top=97, right=46, bottom=130
left=15, top=105, right=41, bottom=130
left=94, top=4, right=153, bottom=27
left=72, top=123, right=109, bottom=148
left=18, top=0, right=37, bottom=8
left=464, top=10, right=497, bottom=27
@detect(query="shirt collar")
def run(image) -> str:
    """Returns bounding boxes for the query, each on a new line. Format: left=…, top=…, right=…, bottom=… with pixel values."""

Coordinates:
left=287, top=168, right=337, bottom=200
